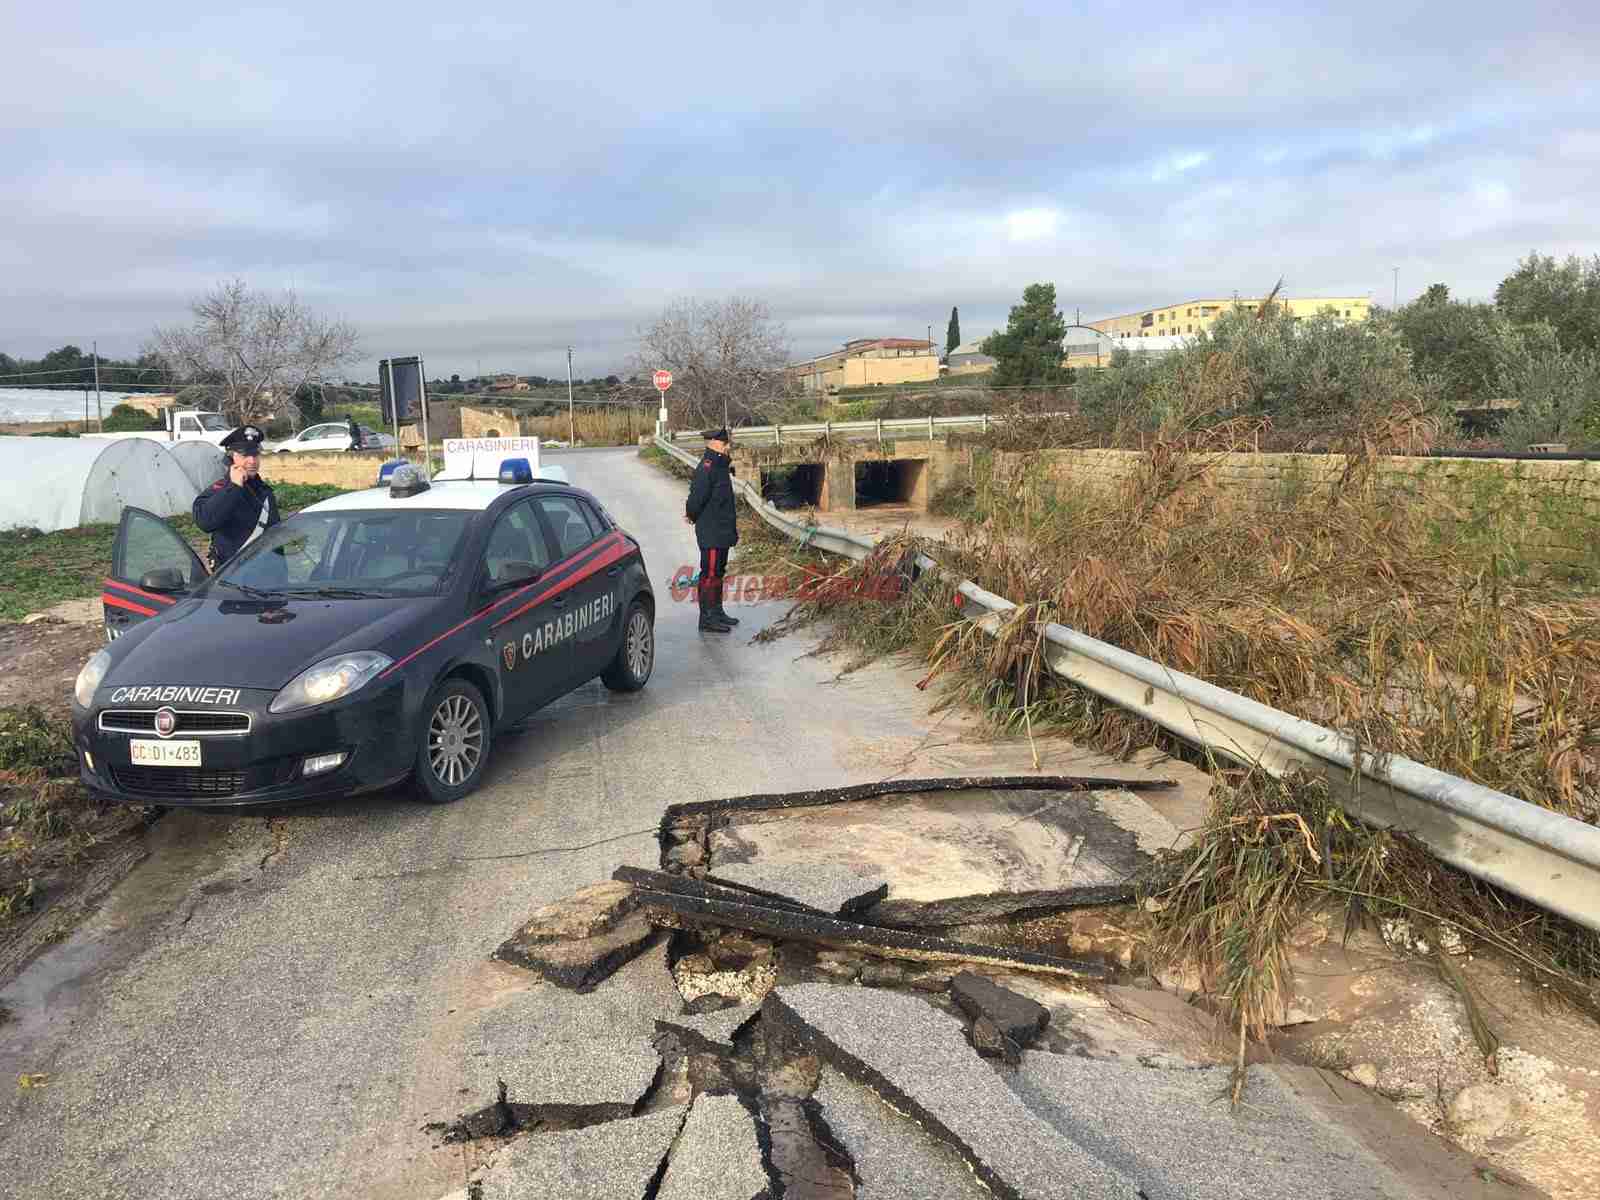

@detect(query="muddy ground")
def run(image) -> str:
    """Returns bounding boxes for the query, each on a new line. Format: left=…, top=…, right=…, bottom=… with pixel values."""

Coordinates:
left=0, top=612, right=104, bottom=719
left=0, top=608, right=150, bottom=985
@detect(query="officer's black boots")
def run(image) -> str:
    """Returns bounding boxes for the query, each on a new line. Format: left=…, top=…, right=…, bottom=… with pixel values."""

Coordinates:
left=709, top=575, right=739, bottom=625
left=698, top=578, right=733, bottom=633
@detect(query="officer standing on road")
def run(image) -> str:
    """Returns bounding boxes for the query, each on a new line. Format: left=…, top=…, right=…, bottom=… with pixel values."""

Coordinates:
left=347, top=413, right=363, bottom=451
left=193, top=425, right=281, bottom=569
left=685, top=427, right=739, bottom=633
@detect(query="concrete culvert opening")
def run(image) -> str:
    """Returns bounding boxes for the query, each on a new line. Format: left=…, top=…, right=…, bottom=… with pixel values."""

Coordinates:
left=761, top=463, right=822, bottom=510
left=854, top=460, right=924, bottom=508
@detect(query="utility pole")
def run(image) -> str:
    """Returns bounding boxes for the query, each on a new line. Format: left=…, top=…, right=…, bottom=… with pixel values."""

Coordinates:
left=566, top=346, right=575, bottom=445
left=1392, top=266, right=1399, bottom=310
left=93, top=340, right=102, bottom=431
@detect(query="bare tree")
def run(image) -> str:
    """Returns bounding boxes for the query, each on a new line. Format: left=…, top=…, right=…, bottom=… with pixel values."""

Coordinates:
left=633, top=296, right=792, bottom=429
left=148, top=279, right=361, bottom=427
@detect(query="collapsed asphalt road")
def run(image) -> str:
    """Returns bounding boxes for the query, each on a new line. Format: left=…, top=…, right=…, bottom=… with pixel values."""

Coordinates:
left=0, top=447, right=1199, bottom=1200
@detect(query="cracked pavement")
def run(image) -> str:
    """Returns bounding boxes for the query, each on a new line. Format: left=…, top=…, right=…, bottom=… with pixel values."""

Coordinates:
left=0, top=447, right=1191, bottom=1200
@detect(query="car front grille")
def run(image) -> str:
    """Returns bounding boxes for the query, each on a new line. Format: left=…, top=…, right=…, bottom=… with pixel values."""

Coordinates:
left=109, top=757, right=297, bottom=799
left=99, top=710, right=252, bottom=736
left=111, top=766, right=247, bottom=797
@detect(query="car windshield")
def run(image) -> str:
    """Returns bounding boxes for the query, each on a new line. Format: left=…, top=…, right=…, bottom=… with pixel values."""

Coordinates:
left=195, top=412, right=229, bottom=431
left=211, top=509, right=475, bottom=597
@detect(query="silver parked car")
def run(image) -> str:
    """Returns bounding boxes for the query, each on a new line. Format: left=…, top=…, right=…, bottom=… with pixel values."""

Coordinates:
left=269, top=422, right=398, bottom=454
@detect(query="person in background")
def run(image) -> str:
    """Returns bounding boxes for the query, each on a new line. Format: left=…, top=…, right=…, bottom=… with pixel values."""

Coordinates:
left=347, top=413, right=363, bottom=451
left=685, top=427, right=739, bottom=633
left=194, top=425, right=281, bottom=569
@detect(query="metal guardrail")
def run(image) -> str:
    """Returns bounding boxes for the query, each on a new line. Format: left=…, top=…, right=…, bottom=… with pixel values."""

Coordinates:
left=654, top=435, right=1600, bottom=932
left=666, top=412, right=1031, bottom=446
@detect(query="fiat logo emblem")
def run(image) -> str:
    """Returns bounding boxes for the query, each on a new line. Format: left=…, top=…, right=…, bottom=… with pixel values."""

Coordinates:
left=154, top=707, right=178, bottom=738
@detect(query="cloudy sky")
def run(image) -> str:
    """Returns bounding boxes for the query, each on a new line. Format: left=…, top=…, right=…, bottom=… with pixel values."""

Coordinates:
left=1, top=1, right=1594, bottom=380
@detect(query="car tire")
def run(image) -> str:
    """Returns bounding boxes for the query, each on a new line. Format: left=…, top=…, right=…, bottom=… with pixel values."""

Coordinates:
left=601, top=600, right=654, bottom=692
left=414, top=677, right=493, bottom=804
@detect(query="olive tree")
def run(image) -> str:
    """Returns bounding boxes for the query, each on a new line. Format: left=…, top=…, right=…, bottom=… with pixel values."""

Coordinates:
left=148, top=279, right=361, bottom=427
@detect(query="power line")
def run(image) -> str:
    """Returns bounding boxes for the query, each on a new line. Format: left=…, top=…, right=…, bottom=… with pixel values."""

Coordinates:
left=0, top=380, right=175, bottom=390
left=0, top=364, right=141, bottom=379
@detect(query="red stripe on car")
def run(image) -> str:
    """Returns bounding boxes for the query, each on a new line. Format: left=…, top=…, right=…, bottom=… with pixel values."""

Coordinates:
left=488, top=538, right=632, bottom=630
left=104, top=577, right=178, bottom=605
left=103, top=593, right=159, bottom=618
left=379, top=532, right=626, bottom=679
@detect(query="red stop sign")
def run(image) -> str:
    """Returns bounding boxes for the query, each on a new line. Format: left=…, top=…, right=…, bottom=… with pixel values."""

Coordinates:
left=653, top=370, right=673, bottom=391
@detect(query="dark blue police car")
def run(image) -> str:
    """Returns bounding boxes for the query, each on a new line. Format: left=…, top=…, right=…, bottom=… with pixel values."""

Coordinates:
left=71, top=457, right=654, bottom=806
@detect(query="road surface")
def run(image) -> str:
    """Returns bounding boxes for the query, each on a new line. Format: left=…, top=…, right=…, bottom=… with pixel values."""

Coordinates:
left=0, top=446, right=1189, bottom=1199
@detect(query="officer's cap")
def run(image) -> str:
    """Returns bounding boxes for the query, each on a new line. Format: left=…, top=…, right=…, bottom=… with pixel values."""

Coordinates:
left=221, top=425, right=265, bottom=454
left=700, top=427, right=731, bottom=442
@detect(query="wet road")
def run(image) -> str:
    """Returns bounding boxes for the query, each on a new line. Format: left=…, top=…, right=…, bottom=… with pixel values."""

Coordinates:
left=0, top=447, right=1186, bottom=1199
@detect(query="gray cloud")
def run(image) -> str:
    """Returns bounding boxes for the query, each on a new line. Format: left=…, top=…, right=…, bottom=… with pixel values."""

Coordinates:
left=1, top=1, right=1595, bottom=378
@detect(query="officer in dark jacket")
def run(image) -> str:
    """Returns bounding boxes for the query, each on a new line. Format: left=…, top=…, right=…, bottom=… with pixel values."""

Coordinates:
left=685, top=427, right=739, bottom=633
left=193, top=425, right=281, bottom=569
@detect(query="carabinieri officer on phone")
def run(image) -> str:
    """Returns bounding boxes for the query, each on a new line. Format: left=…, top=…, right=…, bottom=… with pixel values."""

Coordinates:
left=193, top=424, right=281, bottom=569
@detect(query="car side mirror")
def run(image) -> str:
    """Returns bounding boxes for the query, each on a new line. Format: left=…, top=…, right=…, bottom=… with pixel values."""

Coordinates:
left=485, top=561, right=541, bottom=593
left=140, top=566, right=187, bottom=593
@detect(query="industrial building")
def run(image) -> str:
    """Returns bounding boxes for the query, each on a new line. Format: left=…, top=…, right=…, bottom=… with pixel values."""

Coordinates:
left=945, top=340, right=998, bottom=376
left=789, top=338, right=939, bottom=393
left=1089, top=295, right=1372, bottom=339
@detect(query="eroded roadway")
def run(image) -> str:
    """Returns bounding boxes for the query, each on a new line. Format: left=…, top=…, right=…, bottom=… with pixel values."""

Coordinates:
left=0, top=447, right=1188, bottom=1199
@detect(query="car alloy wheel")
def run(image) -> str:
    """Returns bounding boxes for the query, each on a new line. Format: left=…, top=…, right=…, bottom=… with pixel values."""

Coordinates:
left=626, top=609, right=653, bottom=679
left=428, top=692, right=484, bottom=786
left=601, top=599, right=654, bottom=692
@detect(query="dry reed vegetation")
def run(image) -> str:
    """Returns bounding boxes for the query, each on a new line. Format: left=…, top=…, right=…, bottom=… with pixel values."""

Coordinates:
left=732, top=341, right=1600, bottom=1056
left=520, top=408, right=650, bottom=445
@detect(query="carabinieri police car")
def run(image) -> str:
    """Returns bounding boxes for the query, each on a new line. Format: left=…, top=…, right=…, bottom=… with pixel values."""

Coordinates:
left=71, top=439, right=654, bottom=807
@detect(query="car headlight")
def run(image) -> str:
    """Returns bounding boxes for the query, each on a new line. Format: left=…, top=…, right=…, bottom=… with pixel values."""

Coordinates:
left=269, top=651, right=393, bottom=715
left=75, top=648, right=113, bottom=709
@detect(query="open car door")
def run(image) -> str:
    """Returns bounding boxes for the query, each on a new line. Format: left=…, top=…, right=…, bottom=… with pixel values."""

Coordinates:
left=102, top=507, right=209, bottom=641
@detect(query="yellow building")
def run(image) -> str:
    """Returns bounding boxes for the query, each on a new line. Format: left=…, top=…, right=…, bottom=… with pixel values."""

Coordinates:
left=789, top=338, right=939, bottom=393
left=1089, top=296, right=1372, bottom=340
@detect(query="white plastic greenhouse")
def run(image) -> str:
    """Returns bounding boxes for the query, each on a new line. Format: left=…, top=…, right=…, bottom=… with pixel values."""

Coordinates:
left=0, top=436, right=201, bottom=533
left=169, top=440, right=227, bottom=492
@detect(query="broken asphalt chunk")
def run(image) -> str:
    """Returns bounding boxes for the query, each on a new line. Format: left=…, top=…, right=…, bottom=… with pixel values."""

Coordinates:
left=950, top=971, right=1050, bottom=1049
left=1011, top=1052, right=1417, bottom=1199
left=493, top=908, right=658, bottom=993
left=471, top=1033, right=660, bottom=1118
left=968, top=1012, right=1021, bottom=1066
left=626, top=870, right=1110, bottom=981
left=814, top=1067, right=991, bottom=1200
left=656, top=1004, right=760, bottom=1053
left=478, top=1107, right=687, bottom=1200
left=659, top=774, right=1178, bottom=828
left=861, top=883, right=1136, bottom=928
left=656, top=1092, right=771, bottom=1200
left=510, top=880, right=639, bottom=942
left=763, top=984, right=1139, bottom=1200
left=706, top=861, right=889, bottom=918
left=614, top=865, right=814, bottom=916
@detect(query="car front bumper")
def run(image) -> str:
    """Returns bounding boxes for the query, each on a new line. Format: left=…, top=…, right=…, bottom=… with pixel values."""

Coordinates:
left=72, top=680, right=414, bottom=808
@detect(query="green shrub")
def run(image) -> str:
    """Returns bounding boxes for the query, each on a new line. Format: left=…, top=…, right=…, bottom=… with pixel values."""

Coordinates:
left=1077, top=309, right=1445, bottom=447
left=0, top=705, right=75, bottom=779
left=101, top=403, right=162, bottom=433
left=1498, top=349, right=1600, bottom=451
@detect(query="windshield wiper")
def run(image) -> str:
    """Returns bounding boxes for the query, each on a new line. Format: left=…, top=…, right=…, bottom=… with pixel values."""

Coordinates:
left=216, top=579, right=282, bottom=599
left=276, top=586, right=391, bottom=599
